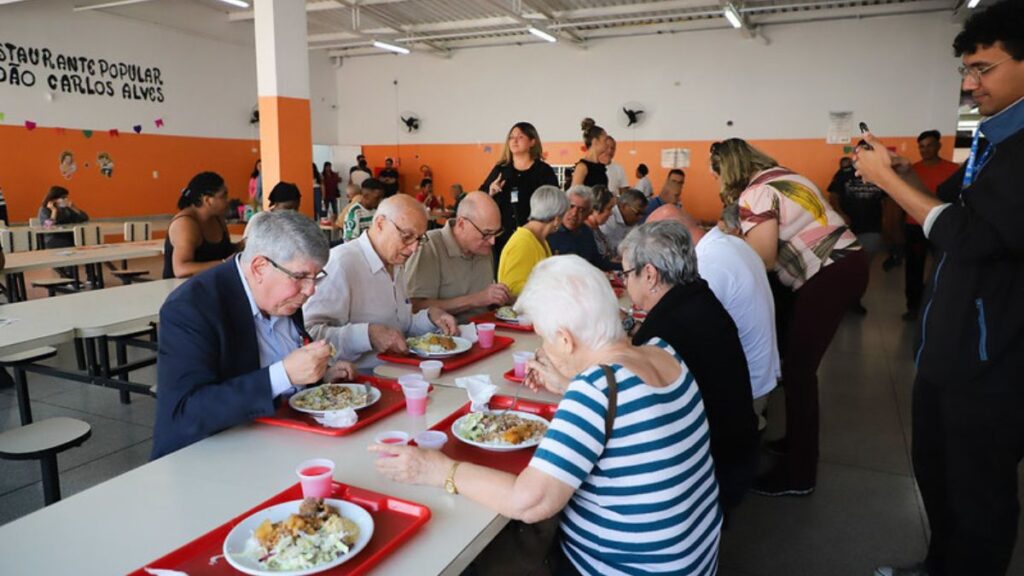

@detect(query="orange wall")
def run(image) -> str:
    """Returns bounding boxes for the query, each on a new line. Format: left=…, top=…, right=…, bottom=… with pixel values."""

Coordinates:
left=0, top=124, right=259, bottom=223
left=363, top=136, right=955, bottom=222
left=258, top=96, right=314, bottom=212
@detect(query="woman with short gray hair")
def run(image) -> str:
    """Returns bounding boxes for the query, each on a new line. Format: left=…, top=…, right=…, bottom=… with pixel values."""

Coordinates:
left=496, top=185, right=568, bottom=296
left=372, top=255, right=722, bottom=575
left=620, top=220, right=759, bottom=513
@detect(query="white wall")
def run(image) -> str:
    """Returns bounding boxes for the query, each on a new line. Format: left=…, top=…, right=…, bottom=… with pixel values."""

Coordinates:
left=335, top=12, right=963, bottom=144
left=0, top=0, right=339, bottom=144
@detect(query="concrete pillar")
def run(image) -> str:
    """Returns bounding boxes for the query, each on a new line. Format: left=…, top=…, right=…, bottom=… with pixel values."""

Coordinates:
left=254, top=0, right=312, bottom=212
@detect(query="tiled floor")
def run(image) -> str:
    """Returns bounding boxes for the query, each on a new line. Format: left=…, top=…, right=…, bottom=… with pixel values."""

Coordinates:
left=1, top=256, right=1022, bottom=575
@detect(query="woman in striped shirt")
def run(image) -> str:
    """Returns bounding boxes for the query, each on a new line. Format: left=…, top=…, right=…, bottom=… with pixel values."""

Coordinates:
left=373, top=255, right=721, bottom=575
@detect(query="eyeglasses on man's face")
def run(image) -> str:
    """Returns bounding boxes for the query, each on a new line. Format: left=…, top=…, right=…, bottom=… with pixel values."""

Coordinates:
left=958, top=56, right=1014, bottom=82
left=462, top=217, right=503, bottom=240
left=265, top=257, right=328, bottom=287
left=385, top=217, right=429, bottom=247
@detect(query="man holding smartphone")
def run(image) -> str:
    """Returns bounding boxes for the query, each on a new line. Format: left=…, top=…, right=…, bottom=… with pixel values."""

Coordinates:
left=855, top=2, right=1024, bottom=575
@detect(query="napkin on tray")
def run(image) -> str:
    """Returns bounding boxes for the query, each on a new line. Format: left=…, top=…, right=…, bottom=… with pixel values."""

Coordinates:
left=314, top=407, right=358, bottom=428
left=456, top=374, right=496, bottom=412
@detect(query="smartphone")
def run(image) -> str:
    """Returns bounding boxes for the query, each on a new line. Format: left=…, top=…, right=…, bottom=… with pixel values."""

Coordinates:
left=857, top=122, right=873, bottom=150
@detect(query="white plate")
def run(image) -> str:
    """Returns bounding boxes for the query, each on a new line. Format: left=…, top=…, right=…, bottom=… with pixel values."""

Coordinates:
left=494, top=308, right=519, bottom=323
left=288, top=384, right=381, bottom=415
left=408, top=335, right=472, bottom=358
left=223, top=498, right=374, bottom=576
left=451, top=410, right=549, bottom=452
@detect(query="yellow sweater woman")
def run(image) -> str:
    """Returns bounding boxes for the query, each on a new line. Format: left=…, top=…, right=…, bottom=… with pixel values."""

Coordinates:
left=497, top=185, right=569, bottom=296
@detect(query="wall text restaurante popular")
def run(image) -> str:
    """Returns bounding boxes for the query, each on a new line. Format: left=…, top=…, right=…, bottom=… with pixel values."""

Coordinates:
left=0, top=40, right=164, bottom=102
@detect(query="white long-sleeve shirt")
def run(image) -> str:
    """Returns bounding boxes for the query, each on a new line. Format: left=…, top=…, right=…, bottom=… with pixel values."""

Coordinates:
left=303, top=233, right=436, bottom=368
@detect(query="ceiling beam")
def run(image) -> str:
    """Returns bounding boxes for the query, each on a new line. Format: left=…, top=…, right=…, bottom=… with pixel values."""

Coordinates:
left=338, top=0, right=452, bottom=57
left=229, top=0, right=345, bottom=22
left=482, top=0, right=586, bottom=47
left=73, top=0, right=156, bottom=11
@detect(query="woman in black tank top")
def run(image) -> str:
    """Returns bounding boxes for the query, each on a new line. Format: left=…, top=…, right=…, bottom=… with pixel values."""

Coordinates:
left=571, top=117, right=612, bottom=188
left=163, top=172, right=239, bottom=278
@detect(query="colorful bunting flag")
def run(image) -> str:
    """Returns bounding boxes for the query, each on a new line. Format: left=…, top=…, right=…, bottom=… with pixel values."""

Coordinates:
left=56, top=127, right=66, bottom=135
left=83, top=129, right=93, bottom=138
left=0, top=112, right=5, bottom=122
left=132, top=125, right=142, bottom=134
left=154, top=118, right=164, bottom=128
left=109, top=129, right=120, bottom=137
left=24, top=121, right=37, bottom=131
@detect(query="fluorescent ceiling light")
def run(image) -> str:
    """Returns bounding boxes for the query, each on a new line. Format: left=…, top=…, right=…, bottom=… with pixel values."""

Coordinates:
left=373, top=40, right=410, bottom=55
left=218, top=0, right=250, bottom=7
left=967, top=0, right=981, bottom=7
left=528, top=27, right=557, bottom=43
left=723, top=4, right=743, bottom=29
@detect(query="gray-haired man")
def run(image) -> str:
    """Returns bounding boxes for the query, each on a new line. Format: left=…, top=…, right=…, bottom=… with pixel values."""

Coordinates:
left=153, top=211, right=357, bottom=459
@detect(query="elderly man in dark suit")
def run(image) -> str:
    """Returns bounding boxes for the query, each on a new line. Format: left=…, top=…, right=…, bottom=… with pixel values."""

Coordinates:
left=152, top=210, right=356, bottom=459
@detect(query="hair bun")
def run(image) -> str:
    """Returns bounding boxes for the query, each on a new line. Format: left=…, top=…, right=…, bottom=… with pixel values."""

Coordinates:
left=581, top=117, right=595, bottom=132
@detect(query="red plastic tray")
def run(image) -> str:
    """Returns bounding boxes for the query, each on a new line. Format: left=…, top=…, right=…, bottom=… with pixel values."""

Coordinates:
left=428, top=396, right=557, bottom=475
left=468, top=311, right=534, bottom=332
left=378, top=335, right=514, bottom=371
left=128, top=481, right=431, bottom=576
left=503, top=368, right=524, bottom=383
left=255, top=376, right=420, bottom=437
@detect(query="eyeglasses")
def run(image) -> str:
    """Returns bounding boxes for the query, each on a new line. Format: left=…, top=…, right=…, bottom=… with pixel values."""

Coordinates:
left=958, top=56, right=1014, bottom=81
left=265, top=257, right=328, bottom=286
left=462, top=217, right=503, bottom=240
left=385, top=217, right=429, bottom=247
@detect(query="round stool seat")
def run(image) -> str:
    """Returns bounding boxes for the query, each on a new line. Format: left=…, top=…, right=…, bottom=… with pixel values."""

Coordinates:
left=0, top=346, right=57, bottom=365
left=31, top=278, right=76, bottom=287
left=0, top=417, right=92, bottom=460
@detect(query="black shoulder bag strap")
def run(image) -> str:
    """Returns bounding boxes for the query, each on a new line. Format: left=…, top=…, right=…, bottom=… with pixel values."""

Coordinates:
left=600, top=364, right=618, bottom=441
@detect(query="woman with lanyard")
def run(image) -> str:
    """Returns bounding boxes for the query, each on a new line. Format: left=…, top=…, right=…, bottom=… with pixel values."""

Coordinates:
left=479, top=121, right=558, bottom=267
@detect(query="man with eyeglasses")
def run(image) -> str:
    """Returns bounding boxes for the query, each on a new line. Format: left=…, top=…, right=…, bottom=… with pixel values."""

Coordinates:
left=548, top=185, right=620, bottom=271
left=599, top=188, right=648, bottom=255
left=404, top=192, right=511, bottom=322
left=304, top=194, right=458, bottom=369
left=856, top=3, right=1024, bottom=575
left=152, top=211, right=356, bottom=459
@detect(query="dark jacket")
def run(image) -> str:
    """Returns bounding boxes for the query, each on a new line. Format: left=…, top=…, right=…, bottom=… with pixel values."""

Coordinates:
left=151, top=260, right=309, bottom=459
left=918, top=114, right=1024, bottom=384
left=632, top=280, right=758, bottom=504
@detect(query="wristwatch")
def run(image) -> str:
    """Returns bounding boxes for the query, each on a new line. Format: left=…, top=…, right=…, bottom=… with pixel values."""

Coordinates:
left=444, top=461, right=461, bottom=495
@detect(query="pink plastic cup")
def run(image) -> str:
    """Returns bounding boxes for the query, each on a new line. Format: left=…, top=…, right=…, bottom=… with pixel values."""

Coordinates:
left=400, top=380, right=429, bottom=416
left=295, top=458, right=335, bottom=498
left=374, top=431, right=410, bottom=458
left=513, top=351, right=535, bottom=379
left=477, top=323, right=496, bottom=349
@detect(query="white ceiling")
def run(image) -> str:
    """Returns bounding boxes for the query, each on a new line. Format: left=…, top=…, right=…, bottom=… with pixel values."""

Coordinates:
left=64, top=0, right=968, bottom=57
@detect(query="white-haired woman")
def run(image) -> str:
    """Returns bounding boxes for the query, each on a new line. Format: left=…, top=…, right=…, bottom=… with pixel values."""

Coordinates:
left=496, top=185, right=569, bottom=297
left=372, top=255, right=722, bottom=575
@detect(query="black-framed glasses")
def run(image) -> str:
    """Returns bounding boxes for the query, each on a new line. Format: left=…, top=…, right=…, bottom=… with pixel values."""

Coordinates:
left=265, top=257, right=328, bottom=286
left=958, top=56, right=1013, bottom=81
left=462, top=217, right=503, bottom=240
left=621, top=267, right=637, bottom=277
left=385, top=217, right=429, bottom=247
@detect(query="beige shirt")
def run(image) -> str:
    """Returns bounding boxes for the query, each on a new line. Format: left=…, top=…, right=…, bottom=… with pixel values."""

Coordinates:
left=302, top=232, right=436, bottom=368
left=404, top=222, right=494, bottom=323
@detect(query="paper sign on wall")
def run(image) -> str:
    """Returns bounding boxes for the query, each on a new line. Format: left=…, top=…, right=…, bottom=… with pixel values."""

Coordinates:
left=661, top=148, right=691, bottom=169
left=827, top=111, right=854, bottom=144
